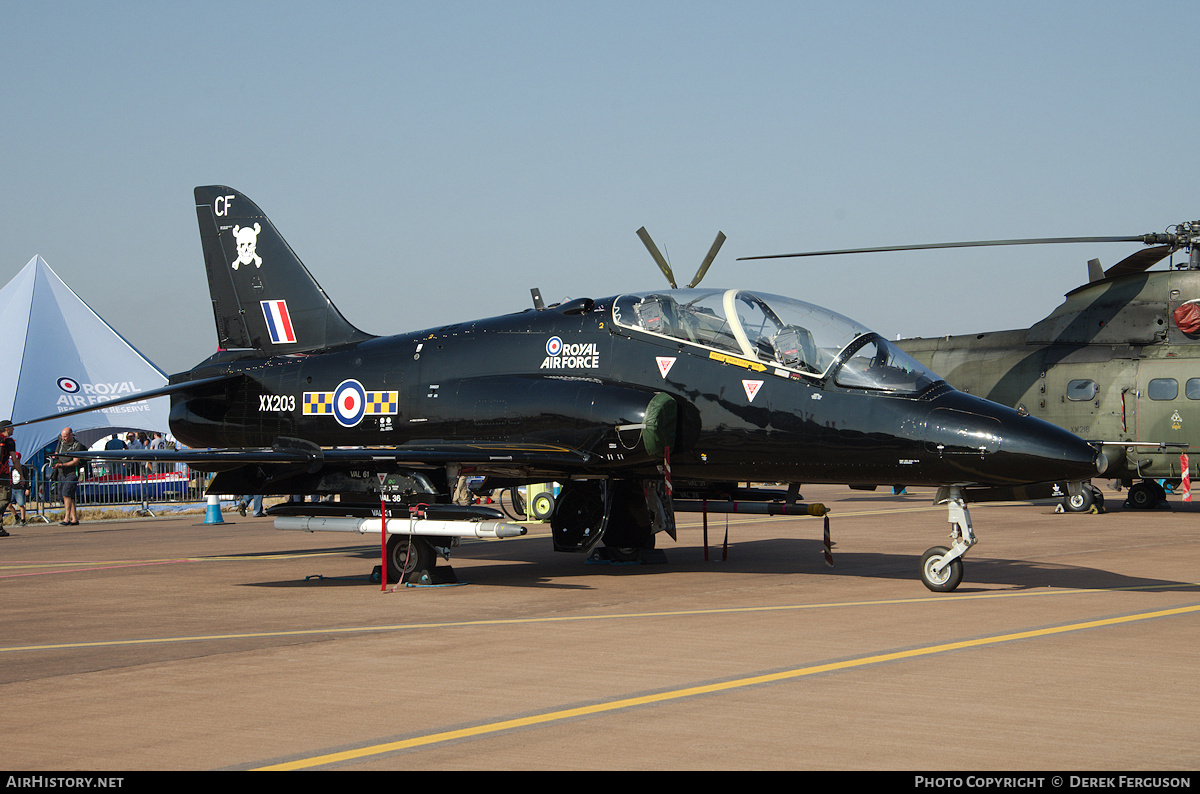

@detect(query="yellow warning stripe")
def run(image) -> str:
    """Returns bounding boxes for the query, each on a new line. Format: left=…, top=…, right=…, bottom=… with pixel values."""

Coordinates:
left=707, top=351, right=767, bottom=372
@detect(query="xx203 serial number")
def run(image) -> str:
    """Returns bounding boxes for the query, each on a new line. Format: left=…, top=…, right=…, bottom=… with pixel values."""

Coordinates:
left=259, top=394, right=296, bottom=412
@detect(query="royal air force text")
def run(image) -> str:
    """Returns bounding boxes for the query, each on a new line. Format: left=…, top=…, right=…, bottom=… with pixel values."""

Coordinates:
left=540, top=342, right=600, bottom=371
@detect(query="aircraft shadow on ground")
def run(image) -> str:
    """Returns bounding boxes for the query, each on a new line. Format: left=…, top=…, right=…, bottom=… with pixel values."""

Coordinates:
left=237, top=536, right=1198, bottom=594
left=819, top=548, right=1200, bottom=594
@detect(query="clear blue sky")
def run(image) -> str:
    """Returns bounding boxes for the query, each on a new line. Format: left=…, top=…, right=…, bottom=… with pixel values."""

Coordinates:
left=4, top=1, right=1198, bottom=374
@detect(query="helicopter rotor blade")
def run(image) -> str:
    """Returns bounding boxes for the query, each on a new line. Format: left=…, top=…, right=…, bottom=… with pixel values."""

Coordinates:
left=637, top=226, right=677, bottom=288
left=1104, top=245, right=1175, bottom=279
left=736, top=235, right=1162, bottom=261
left=687, top=231, right=726, bottom=288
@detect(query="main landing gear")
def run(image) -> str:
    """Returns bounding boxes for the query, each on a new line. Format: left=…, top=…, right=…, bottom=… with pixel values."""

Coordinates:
left=920, top=486, right=977, bottom=593
left=1060, top=481, right=1104, bottom=513
left=1125, top=479, right=1167, bottom=510
left=384, top=534, right=457, bottom=586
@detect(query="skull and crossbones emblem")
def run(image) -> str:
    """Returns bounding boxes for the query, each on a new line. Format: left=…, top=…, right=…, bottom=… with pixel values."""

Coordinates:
left=231, top=223, right=263, bottom=270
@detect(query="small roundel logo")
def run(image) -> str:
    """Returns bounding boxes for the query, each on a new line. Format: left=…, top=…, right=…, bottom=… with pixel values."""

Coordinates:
left=546, top=336, right=563, bottom=356
left=58, top=377, right=80, bottom=393
left=332, top=379, right=367, bottom=427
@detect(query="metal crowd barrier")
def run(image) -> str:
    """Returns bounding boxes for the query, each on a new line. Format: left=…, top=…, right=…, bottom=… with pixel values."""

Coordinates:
left=33, top=461, right=210, bottom=518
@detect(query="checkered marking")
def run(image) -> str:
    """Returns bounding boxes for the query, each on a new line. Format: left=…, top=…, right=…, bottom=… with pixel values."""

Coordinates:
left=304, top=379, right=398, bottom=427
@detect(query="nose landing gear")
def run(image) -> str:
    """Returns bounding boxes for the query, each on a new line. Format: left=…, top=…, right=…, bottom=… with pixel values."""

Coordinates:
left=920, top=487, right=976, bottom=592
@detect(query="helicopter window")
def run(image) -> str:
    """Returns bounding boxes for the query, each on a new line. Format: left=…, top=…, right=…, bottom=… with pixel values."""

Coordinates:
left=1066, top=380, right=1097, bottom=401
left=1187, top=378, right=1200, bottom=400
left=1148, top=378, right=1178, bottom=401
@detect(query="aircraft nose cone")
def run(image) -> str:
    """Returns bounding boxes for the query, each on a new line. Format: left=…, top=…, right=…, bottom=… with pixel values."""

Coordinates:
left=928, top=393, right=1100, bottom=485
left=997, top=417, right=1101, bottom=483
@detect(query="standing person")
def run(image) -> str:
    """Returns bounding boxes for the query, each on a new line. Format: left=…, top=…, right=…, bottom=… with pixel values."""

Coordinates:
left=0, top=421, right=14, bottom=535
left=124, top=433, right=142, bottom=478
left=52, top=427, right=85, bottom=526
left=7, top=449, right=29, bottom=527
left=149, top=432, right=166, bottom=474
left=104, top=434, right=127, bottom=478
left=236, top=494, right=264, bottom=517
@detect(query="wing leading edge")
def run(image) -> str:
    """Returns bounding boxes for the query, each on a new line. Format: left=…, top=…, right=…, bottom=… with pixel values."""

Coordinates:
left=69, top=440, right=593, bottom=471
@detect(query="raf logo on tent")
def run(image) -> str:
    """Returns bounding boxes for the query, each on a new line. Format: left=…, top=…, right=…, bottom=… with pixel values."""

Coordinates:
left=56, top=379, right=146, bottom=410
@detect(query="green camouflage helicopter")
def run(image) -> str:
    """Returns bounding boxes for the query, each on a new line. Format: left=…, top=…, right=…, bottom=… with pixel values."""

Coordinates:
left=742, top=222, right=1200, bottom=511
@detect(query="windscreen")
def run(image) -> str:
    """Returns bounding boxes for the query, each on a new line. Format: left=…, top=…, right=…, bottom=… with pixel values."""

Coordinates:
left=614, top=288, right=943, bottom=394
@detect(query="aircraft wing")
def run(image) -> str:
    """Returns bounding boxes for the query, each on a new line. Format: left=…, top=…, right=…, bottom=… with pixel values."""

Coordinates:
left=323, top=443, right=593, bottom=469
left=12, top=373, right=244, bottom=428
left=68, top=441, right=593, bottom=471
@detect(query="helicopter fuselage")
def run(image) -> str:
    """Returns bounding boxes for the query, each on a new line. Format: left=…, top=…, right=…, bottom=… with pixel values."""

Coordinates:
left=900, top=268, right=1200, bottom=494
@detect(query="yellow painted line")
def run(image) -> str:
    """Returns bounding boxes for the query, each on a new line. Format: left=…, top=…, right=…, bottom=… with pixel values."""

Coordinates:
left=0, top=559, right=182, bottom=570
left=0, top=559, right=192, bottom=578
left=256, top=602, right=1200, bottom=770
left=7, top=582, right=1198, bottom=654
left=0, top=547, right=374, bottom=574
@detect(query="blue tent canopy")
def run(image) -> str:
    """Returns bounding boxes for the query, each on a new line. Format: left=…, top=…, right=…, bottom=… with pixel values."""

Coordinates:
left=0, top=256, right=170, bottom=460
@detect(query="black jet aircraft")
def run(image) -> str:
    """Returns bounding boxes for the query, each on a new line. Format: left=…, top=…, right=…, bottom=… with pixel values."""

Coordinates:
left=35, top=186, right=1104, bottom=592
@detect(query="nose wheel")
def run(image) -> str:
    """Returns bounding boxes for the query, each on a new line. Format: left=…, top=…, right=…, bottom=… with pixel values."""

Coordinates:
left=920, top=546, right=964, bottom=592
left=920, top=487, right=976, bottom=593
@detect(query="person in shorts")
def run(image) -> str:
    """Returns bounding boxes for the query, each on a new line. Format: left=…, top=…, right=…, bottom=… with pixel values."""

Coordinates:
left=52, top=427, right=85, bottom=526
left=0, top=421, right=13, bottom=535
left=6, top=449, right=29, bottom=527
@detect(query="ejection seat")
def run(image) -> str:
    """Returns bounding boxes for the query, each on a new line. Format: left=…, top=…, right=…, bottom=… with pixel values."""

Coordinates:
left=634, top=294, right=701, bottom=344
left=771, top=326, right=819, bottom=373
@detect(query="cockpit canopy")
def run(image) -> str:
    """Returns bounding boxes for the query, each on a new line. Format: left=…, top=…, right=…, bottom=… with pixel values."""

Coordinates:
left=613, top=288, right=942, bottom=394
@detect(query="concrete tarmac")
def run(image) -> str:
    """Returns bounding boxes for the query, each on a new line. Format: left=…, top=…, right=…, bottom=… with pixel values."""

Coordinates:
left=2, top=484, right=1197, bottom=771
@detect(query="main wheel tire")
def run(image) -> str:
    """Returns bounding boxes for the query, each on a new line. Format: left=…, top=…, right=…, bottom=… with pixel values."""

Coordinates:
left=1127, top=482, right=1157, bottom=509
left=920, top=545, right=964, bottom=593
left=386, top=535, right=434, bottom=583
left=530, top=491, right=556, bottom=521
left=1063, top=487, right=1094, bottom=513
left=550, top=480, right=607, bottom=552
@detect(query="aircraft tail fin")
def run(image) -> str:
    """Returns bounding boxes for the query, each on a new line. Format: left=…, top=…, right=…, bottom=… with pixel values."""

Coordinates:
left=194, top=186, right=373, bottom=354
